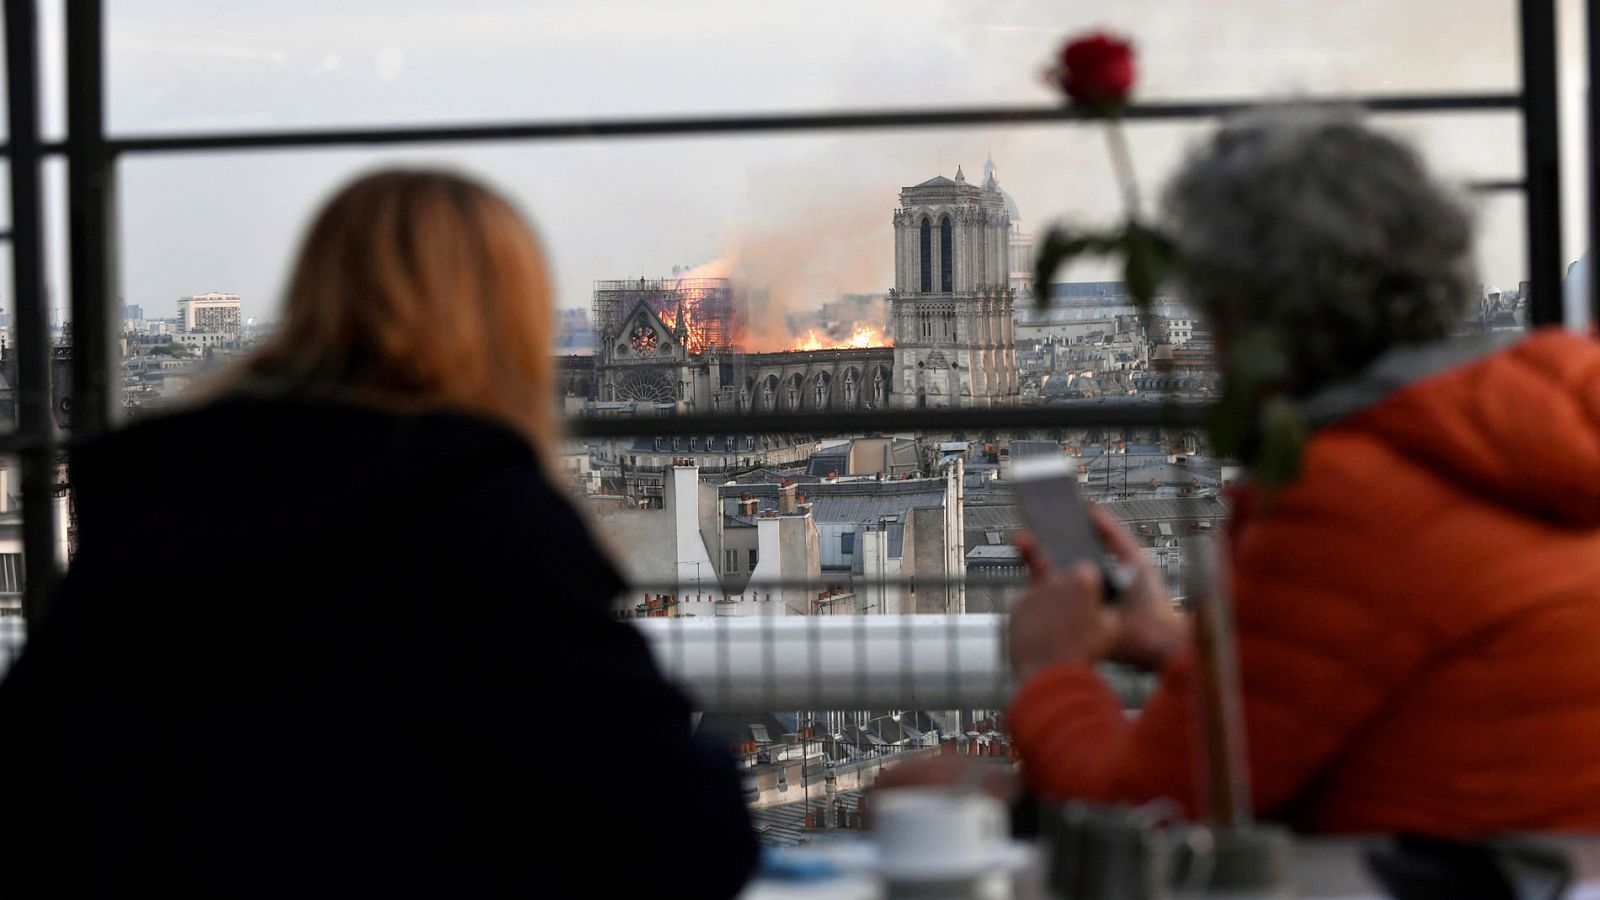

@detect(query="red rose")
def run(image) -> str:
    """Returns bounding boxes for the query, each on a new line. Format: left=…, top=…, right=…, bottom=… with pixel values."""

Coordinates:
left=1050, top=33, right=1135, bottom=108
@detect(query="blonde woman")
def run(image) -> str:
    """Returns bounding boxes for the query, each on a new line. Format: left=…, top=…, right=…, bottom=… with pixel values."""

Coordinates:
left=0, top=170, right=758, bottom=898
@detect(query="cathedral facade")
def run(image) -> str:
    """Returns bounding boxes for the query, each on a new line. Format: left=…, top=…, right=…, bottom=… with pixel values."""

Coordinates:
left=889, top=165, right=1020, bottom=408
left=581, top=294, right=896, bottom=415
left=570, top=164, right=1020, bottom=414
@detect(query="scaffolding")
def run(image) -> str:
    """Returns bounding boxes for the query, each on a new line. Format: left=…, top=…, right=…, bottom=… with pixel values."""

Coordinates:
left=593, top=277, right=740, bottom=355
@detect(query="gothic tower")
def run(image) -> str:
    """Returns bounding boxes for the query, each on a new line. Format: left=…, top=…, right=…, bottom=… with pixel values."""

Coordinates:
left=889, top=165, right=1019, bottom=408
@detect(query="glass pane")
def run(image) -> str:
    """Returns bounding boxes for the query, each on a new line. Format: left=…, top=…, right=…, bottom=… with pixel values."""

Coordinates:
left=116, top=110, right=1523, bottom=595
left=0, top=451, right=48, bottom=673
left=115, top=111, right=1528, bottom=796
left=0, top=159, right=70, bottom=438
left=117, top=115, right=1523, bottom=332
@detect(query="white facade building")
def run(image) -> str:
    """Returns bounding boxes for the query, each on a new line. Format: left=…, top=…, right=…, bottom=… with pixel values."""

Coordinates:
left=178, top=292, right=242, bottom=335
left=592, top=461, right=824, bottom=617
left=173, top=331, right=233, bottom=350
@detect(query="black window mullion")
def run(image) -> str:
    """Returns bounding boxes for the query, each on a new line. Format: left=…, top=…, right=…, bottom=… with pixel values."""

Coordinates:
left=7, top=0, right=61, bottom=622
left=67, top=0, right=119, bottom=439
left=1520, top=0, right=1563, bottom=327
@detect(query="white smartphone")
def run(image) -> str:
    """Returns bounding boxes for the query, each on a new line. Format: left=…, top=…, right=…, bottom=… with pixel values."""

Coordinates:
left=1011, top=455, right=1128, bottom=604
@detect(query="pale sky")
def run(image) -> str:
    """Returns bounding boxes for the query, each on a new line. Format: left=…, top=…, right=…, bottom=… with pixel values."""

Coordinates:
left=14, top=0, right=1594, bottom=323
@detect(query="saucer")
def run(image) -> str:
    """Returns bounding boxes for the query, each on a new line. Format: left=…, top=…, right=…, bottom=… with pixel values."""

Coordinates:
left=873, top=841, right=1035, bottom=882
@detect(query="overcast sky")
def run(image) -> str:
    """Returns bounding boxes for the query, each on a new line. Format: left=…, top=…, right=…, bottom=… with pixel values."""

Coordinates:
left=18, top=0, right=1592, bottom=323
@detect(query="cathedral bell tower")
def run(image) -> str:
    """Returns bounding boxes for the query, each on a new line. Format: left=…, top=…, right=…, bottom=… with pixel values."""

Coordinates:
left=888, top=165, right=1019, bottom=408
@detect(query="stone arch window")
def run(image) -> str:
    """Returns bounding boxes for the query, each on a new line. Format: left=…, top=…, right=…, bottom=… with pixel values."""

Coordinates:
left=761, top=375, right=778, bottom=411
left=843, top=368, right=860, bottom=406
left=919, top=217, right=932, bottom=292
left=940, top=215, right=953, bottom=292
left=787, top=373, right=803, bottom=410
left=872, top=367, right=887, bottom=405
left=813, top=376, right=828, bottom=408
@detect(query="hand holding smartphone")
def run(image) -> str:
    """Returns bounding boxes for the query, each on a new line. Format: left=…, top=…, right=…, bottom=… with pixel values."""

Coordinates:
left=1011, top=456, right=1132, bottom=604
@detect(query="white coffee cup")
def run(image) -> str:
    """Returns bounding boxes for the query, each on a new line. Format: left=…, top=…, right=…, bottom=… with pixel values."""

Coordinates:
left=872, top=786, right=1011, bottom=881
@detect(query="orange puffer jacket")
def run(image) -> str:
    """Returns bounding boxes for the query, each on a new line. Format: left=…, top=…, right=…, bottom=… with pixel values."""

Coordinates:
left=1009, top=330, right=1600, bottom=835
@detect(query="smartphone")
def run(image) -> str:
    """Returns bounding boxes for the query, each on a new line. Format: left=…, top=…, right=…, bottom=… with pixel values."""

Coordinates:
left=1011, top=455, right=1128, bottom=604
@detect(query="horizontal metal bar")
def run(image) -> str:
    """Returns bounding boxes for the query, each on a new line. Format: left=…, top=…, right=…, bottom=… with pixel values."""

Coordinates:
left=626, top=577, right=1026, bottom=593
left=0, top=429, right=62, bottom=455
left=632, top=614, right=1154, bottom=711
left=1465, top=178, right=1527, bottom=193
left=72, top=93, right=1523, bottom=156
left=567, top=402, right=1209, bottom=439
left=638, top=614, right=1011, bottom=711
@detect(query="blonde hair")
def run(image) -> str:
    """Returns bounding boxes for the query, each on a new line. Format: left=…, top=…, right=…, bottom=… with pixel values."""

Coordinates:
left=238, top=168, right=560, bottom=463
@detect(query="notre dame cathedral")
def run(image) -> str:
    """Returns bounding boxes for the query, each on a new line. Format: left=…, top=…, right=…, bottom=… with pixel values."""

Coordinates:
left=568, top=163, right=1020, bottom=412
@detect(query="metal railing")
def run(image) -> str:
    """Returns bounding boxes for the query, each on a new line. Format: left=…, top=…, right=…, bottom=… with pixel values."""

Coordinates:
left=0, top=0, right=1586, bottom=626
left=635, top=613, right=1154, bottom=712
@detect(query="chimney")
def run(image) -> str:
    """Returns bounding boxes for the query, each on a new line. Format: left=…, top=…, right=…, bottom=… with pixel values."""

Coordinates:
left=778, top=482, right=797, bottom=515
left=739, top=498, right=759, bottom=516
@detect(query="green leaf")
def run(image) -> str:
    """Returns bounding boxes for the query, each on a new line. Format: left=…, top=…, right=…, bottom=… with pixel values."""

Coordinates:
left=1032, top=227, right=1089, bottom=311
left=1256, top=395, right=1308, bottom=492
left=1122, top=223, right=1176, bottom=312
left=1032, top=225, right=1133, bottom=311
left=1205, top=327, right=1306, bottom=493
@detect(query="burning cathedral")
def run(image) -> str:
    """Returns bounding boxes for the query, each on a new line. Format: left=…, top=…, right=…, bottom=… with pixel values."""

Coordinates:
left=566, top=163, right=1020, bottom=413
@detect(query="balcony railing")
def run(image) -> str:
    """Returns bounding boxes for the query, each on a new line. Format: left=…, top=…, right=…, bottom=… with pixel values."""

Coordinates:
left=633, top=614, right=1154, bottom=712
left=0, top=612, right=1155, bottom=715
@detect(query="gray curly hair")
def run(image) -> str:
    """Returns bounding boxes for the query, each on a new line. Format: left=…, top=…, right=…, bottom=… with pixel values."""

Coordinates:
left=1164, top=108, right=1476, bottom=395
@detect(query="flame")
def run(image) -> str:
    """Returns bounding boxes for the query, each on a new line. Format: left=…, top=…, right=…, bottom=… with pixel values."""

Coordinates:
left=652, top=283, right=721, bottom=355
left=786, top=323, right=892, bottom=351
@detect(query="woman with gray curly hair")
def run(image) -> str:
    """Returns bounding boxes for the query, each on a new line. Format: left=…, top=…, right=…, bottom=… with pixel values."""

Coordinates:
left=1006, top=110, right=1600, bottom=834
left=1169, top=109, right=1478, bottom=395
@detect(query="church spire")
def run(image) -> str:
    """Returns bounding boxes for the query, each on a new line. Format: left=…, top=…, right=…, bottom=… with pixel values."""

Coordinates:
left=954, top=165, right=966, bottom=184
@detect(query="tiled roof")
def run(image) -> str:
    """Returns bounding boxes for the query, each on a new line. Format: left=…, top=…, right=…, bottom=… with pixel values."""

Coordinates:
left=721, top=479, right=949, bottom=524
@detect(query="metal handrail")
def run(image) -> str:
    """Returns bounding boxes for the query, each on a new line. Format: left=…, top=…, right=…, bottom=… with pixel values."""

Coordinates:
left=632, top=613, right=1155, bottom=712
left=50, top=92, right=1525, bottom=157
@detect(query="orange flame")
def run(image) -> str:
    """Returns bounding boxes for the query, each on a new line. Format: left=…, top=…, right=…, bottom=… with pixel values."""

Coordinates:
left=654, top=289, right=719, bottom=354
left=787, top=323, right=893, bottom=351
